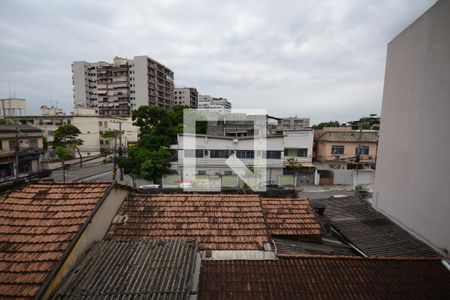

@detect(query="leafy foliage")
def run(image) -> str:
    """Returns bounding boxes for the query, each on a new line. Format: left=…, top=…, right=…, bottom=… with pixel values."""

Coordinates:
left=101, top=130, right=119, bottom=140
left=311, top=121, right=341, bottom=130
left=120, top=105, right=190, bottom=183
left=52, top=124, right=83, bottom=165
left=348, top=115, right=380, bottom=130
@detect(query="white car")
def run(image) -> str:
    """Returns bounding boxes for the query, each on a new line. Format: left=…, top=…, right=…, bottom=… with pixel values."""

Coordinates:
left=138, top=184, right=161, bottom=190
left=179, top=182, right=192, bottom=189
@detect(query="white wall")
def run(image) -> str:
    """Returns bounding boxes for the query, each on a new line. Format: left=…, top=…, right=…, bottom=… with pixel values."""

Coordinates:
left=374, top=0, right=450, bottom=254
left=283, top=130, right=314, bottom=163
left=129, top=56, right=149, bottom=109
left=72, top=61, right=88, bottom=107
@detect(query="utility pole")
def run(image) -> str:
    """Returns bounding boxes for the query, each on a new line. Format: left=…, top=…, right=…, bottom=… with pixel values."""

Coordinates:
left=14, top=124, right=20, bottom=179
left=112, top=130, right=117, bottom=181
left=118, top=122, right=124, bottom=181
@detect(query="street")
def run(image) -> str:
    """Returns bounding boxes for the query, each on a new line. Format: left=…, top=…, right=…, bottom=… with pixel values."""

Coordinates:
left=51, top=163, right=114, bottom=182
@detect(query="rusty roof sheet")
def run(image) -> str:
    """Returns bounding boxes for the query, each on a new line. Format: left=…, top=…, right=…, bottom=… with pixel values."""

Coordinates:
left=0, top=182, right=112, bottom=299
left=107, top=194, right=271, bottom=250
left=51, top=239, right=197, bottom=300
left=199, top=257, right=450, bottom=299
left=261, top=198, right=322, bottom=238
left=320, top=196, right=438, bottom=257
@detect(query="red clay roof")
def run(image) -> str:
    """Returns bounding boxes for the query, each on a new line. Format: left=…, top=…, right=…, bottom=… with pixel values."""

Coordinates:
left=107, top=194, right=270, bottom=250
left=261, top=198, right=322, bottom=238
left=199, top=256, right=450, bottom=299
left=0, top=182, right=112, bottom=299
left=107, top=194, right=324, bottom=250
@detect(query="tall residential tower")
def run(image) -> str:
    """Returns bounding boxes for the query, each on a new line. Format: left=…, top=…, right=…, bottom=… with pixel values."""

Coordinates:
left=72, top=55, right=174, bottom=116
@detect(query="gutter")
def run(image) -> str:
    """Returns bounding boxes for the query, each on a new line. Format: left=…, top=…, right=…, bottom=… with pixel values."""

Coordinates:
left=34, top=182, right=115, bottom=300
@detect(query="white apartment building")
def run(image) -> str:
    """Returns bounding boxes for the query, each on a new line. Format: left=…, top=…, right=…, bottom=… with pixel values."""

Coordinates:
left=283, top=130, right=314, bottom=166
left=0, top=97, right=26, bottom=117
left=198, top=95, right=232, bottom=111
left=170, top=134, right=285, bottom=182
left=40, top=105, right=64, bottom=116
left=72, top=56, right=175, bottom=116
left=374, top=0, right=450, bottom=254
left=174, top=87, right=198, bottom=108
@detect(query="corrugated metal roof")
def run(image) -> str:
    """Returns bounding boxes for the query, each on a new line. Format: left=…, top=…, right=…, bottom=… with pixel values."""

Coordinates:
left=52, top=239, right=197, bottom=300
left=0, top=182, right=112, bottom=299
left=320, top=196, right=438, bottom=257
left=199, top=257, right=450, bottom=299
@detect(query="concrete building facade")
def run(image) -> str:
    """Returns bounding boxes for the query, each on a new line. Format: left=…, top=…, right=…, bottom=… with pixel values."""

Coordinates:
left=374, top=0, right=450, bottom=254
left=0, top=97, right=26, bottom=117
left=174, top=87, right=198, bottom=108
left=72, top=56, right=175, bottom=116
left=0, top=124, right=44, bottom=178
left=198, top=95, right=231, bottom=111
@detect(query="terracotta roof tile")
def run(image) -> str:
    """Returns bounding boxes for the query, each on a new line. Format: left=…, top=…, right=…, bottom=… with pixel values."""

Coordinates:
left=199, top=257, right=450, bottom=299
left=107, top=194, right=271, bottom=250
left=261, top=198, right=322, bottom=238
left=0, top=182, right=112, bottom=299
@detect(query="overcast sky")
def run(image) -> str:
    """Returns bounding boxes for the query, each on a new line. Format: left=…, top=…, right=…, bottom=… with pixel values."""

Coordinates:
left=0, top=0, right=436, bottom=124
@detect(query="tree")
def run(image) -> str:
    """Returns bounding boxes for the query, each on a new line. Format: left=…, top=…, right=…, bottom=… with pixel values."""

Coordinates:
left=120, top=105, right=190, bottom=184
left=0, top=118, right=13, bottom=125
left=348, top=115, right=380, bottom=130
left=55, top=146, right=73, bottom=182
left=287, top=158, right=304, bottom=193
left=52, top=124, right=84, bottom=167
left=312, top=121, right=340, bottom=130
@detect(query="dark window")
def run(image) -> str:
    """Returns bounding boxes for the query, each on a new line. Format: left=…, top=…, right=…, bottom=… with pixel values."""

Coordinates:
left=29, top=139, right=38, bottom=149
left=9, top=140, right=16, bottom=151
left=184, top=149, right=204, bottom=158
left=331, top=145, right=345, bottom=155
left=197, top=171, right=206, bottom=175
left=265, top=151, right=282, bottom=159
left=356, top=146, right=370, bottom=155
left=297, top=148, right=308, bottom=157
left=210, top=150, right=230, bottom=158
left=236, top=150, right=254, bottom=159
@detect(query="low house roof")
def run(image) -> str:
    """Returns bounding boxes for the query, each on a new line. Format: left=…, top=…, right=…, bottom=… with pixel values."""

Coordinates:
left=106, top=194, right=324, bottom=251
left=0, top=124, right=43, bottom=133
left=261, top=198, right=322, bottom=238
left=51, top=239, right=197, bottom=299
left=107, top=194, right=270, bottom=250
left=199, top=256, right=450, bottom=299
left=320, top=196, right=438, bottom=257
left=316, top=131, right=378, bottom=143
left=0, top=182, right=112, bottom=299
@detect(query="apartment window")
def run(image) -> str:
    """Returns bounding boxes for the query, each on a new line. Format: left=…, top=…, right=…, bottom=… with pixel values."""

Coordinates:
left=355, top=145, right=370, bottom=155
left=29, top=139, right=38, bottom=149
left=99, top=121, right=102, bottom=126
left=197, top=171, right=206, bottom=175
left=9, top=140, right=16, bottom=151
left=209, top=150, right=230, bottom=158
left=184, top=149, right=204, bottom=158
left=236, top=150, right=254, bottom=159
left=0, top=142, right=2, bottom=150
left=297, top=148, right=308, bottom=157
left=265, top=151, right=282, bottom=159
left=331, top=145, right=345, bottom=155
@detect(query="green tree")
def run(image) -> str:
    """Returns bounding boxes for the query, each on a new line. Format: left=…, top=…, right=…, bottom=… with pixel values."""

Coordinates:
left=348, top=114, right=380, bottom=130
left=0, top=118, right=13, bottom=125
left=287, top=158, right=304, bottom=193
left=55, top=146, right=73, bottom=182
left=52, top=124, right=84, bottom=167
left=312, top=121, right=341, bottom=130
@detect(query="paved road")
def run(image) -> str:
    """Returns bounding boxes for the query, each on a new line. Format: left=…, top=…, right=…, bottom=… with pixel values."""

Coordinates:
left=52, top=163, right=114, bottom=182
left=297, top=190, right=354, bottom=200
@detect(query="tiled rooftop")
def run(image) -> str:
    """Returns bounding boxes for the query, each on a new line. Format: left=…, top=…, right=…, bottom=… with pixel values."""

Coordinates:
left=52, top=239, right=197, bottom=299
left=261, top=198, right=322, bottom=238
left=199, top=257, right=450, bottom=299
left=320, top=196, right=438, bottom=257
left=0, top=182, right=112, bottom=299
left=107, top=194, right=271, bottom=250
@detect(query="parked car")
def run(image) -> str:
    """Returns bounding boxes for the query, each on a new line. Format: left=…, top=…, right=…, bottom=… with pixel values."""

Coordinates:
left=138, top=184, right=161, bottom=190
left=179, top=182, right=192, bottom=189
left=258, top=180, right=282, bottom=189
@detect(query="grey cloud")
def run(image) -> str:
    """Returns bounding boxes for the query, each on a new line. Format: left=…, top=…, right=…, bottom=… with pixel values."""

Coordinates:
left=0, top=0, right=436, bottom=123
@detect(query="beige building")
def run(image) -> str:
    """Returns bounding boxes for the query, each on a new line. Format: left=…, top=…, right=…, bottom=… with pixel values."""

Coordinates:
left=315, top=127, right=378, bottom=169
left=0, top=97, right=26, bottom=117
left=198, top=95, right=232, bottom=111
left=8, top=111, right=138, bottom=157
left=72, top=55, right=175, bottom=116
left=174, top=87, right=198, bottom=108
left=0, top=124, right=44, bottom=178
left=374, top=0, right=450, bottom=254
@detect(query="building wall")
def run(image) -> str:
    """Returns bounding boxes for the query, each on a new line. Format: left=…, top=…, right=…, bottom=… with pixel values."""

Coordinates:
left=42, top=186, right=128, bottom=299
left=129, top=56, right=149, bottom=109
left=174, top=87, right=198, bottom=108
left=283, top=130, right=314, bottom=164
left=374, top=0, right=450, bottom=253
left=72, top=61, right=89, bottom=108
left=316, top=141, right=377, bottom=162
